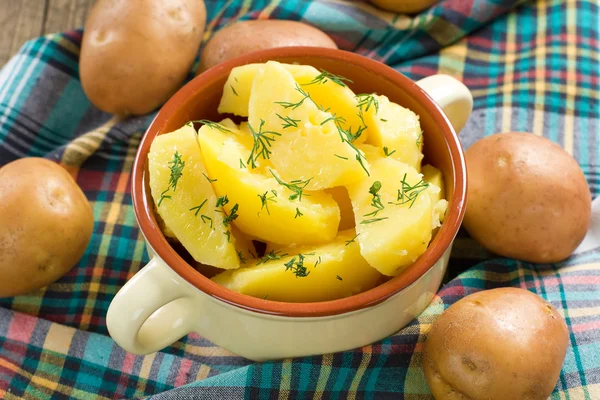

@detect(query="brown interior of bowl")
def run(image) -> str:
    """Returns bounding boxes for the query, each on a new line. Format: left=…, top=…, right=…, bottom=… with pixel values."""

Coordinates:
left=132, top=47, right=467, bottom=317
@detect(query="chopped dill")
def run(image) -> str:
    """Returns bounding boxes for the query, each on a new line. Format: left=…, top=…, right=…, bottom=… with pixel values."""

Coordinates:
left=189, top=199, right=208, bottom=216
left=224, top=230, right=231, bottom=242
left=237, top=250, right=247, bottom=264
left=231, top=85, right=239, bottom=96
left=203, top=173, right=217, bottom=183
left=301, top=70, right=353, bottom=88
left=294, top=207, right=304, bottom=218
left=336, top=275, right=343, bottom=281
left=388, top=173, right=429, bottom=208
left=360, top=217, right=389, bottom=224
left=334, top=154, right=349, bottom=160
left=258, top=190, right=277, bottom=216
left=356, top=94, right=380, bottom=114
left=275, top=84, right=312, bottom=110
left=239, top=159, right=246, bottom=169
left=247, top=119, right=282, bottom=169
left=383, top=146, right=396, bottom=157
left=380, top=118, right=388, bottom=122
left=314, top=256, right=322, bottom=268
left=276, top=113, right=301, bottom=129
left=158, top=151, right=185, bottom=206
left=222, top=203, right=239, bottom=226
left=345, top=233, right=360, bottom=246
left=215, top=195, right=229, bottom=208
left=284, top=253, right=314, bottom=278
left=416, top=131, right=423, bottom=148
left=190, top=119, right=233, bottom=134
left=257, top=250, right=288, bottom=265
left=270, top=169, right=312, bottom=202
left=320, top=113, right=347, bottom=126
left=363, top=181, right=385, bottom=217
left=200, top=214, right=213, bottom=228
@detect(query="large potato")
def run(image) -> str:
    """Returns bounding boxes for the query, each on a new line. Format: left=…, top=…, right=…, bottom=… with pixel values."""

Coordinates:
left=0, top=158, right=94, bottom=297
left=198, top=20, right=337, bottom=72
left=464, top=132, right=591, bottom=263
left=80, top=0, right=206, bottom=115
left=423, top=288, right=568, bottom=400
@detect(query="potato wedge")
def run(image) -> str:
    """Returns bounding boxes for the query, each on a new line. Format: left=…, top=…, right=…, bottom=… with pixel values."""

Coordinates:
left=248, top=61, right=369, bottom=190
left=197, top=122, right=340, bottom=245
left=422, top=164, right=448, bottom=228
left=211, top=230, right=381, bottom=302
left=148, top=124, right=244, bottom=269
left=346, top=153, right=433, bottom=276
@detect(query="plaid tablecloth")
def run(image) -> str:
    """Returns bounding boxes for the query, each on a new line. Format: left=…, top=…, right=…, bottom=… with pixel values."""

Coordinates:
left=1, top=0, right=599, bottom=398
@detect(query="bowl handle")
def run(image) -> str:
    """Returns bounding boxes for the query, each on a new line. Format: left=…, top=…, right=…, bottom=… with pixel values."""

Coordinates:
left=416, top=74, right=473, bottom=133
left=106, top=257, right=195, bottom=355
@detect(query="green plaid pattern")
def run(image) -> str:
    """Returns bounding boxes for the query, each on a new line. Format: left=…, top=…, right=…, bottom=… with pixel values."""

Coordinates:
left=0, top=0, right=598, bottom=398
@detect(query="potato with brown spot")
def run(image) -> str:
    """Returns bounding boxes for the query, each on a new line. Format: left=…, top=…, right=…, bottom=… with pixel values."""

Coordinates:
left=0, top=158, right=94, bottom=297
left=464, top=132, right=591, bottom=263
left=80, top=0, right=207, bottom=115
left=198, top=20, right=337, bottom=72
left=423, top=288, right=569, bottom=400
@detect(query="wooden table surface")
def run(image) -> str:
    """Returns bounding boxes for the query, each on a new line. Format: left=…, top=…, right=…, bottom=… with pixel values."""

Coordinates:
left=0, top=0, right=94, bottom=66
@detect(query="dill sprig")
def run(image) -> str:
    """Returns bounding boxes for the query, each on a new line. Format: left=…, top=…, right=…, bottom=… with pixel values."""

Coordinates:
left=258, top=190, right=277, bottom=216
left=364, top=181, right=385, bottom=217
left=302, top=70, right=353, bottom=88
left=222, top=203, right=239, bottom=226
left=231, top=85, right=238, bottom=96
left=269, top=169, right=312, bottom=202
left=190, top=119, right=233, bottom=134
left=275, top=84, right=312, bottom=110
left=314, top=256, right=322, bottom=268
left=383, top=146, right=396, bottom=157
left=334, top=154, right=348, bottom=160
left=276, top=113, right=301, bottom=129
left=295, top=208, right=304, bottom=218
left=320, top=113, right=347, bottom=126
left=203, top=173, right=217, bottom=183
left=239, top=159, right=246, bottom=169
left=284, top=253, right=314, bottom=278
left=356, top=94, right=380, bottom=114
left=336, top=275, right=343, bottom=281
left=158, top=151, right=185, bottom=206
left=361, top=217, right=389, bottom=224
left=215, top=195, right=229, bottom=208
left=345, top=233, right=360, bottom=246
left=246, top=119, right=281, bottom=169
left=257, top=250, right=288, bottom=265
left=224, top=230, right=231, bottom=242
left=388, top=173, right=429, bottom=208
left=200, top=214, right=213, bottom=228
left=189, top=199, right=208, bottom=216
left=416, top=131, right=423, bottom=148
left=237, top=250, right=247, bottom=264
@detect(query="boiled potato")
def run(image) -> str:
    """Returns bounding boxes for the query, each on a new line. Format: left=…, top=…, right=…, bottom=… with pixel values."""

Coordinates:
left=81, top=0, right=206, bottom=115
left=423, top=288, right=568, bottom=400
left=370, top=0, right=440, bottom=14
left=220, top=63, right=368, bottom=144
left=197, top=122, right=340, bottom=245
left=148, top=124, right=245, bottom=269
left=325, top=187, right=355, bottom=230
left=464, top=132, right=591, bottom=263
left=346, top=153, right=432, bottom=276
left=248, top=61, right=369, bottom=190
left=422, top=164, right=448, bottom=228
left=0, top=158, right=94, bottom=297
left=198, top=20, right=337, bottom=72
left=211, top=230, right=381, bottom=302
left=364, top=94, right=423, bottom=170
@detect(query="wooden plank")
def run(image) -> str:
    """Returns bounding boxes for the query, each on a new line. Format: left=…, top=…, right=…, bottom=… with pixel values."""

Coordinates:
left=0, top=0, right=47, bottom=66
left=44, top=0, right=95, bottom=34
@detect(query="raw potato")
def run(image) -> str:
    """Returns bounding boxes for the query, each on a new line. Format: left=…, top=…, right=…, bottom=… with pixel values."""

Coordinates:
left=464, top=132, right=591, bottom=263
left=80, top=0, right=206, bottom=115
left=211, top=230, right=381, bottom=302
left=0, top=158, right=94, bottom=298
left=198, top=20, right=337, bottom=72
left=148, top=124, right=245, bottom=270
left=197, top=122, right=340, bottom=245
left=423, top=288, right=569, bottom=400
left=370, top=0, right=440, bottom=14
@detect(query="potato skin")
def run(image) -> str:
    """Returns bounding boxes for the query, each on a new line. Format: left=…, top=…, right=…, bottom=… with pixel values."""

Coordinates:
left=80, top=0, right=206, bottom=115
left=198, top=20, right=337, bottom=72
left=0, top=158, right=94, bottom=297
left=423, top=288, right=569, bottom=400
left=463, top=132, right=591, bottom=263
left=370, top=0, right=440, bottom=14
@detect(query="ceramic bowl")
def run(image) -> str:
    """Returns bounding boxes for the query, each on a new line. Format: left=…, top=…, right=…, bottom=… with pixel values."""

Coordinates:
left=106, top=47, right=471, bottom=361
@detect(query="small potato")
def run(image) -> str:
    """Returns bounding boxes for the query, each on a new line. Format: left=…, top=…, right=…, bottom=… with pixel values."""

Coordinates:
left=80, top=0, right=207, bottom=115
left=198, top=20, right=337, bottom=72
left=369, top=0, right=440, bottom=14
left=464, top=132, right=591, bottom=263
left=423, top=288, right=569, bottom=400
left=0, top=158, right=94, bottom=297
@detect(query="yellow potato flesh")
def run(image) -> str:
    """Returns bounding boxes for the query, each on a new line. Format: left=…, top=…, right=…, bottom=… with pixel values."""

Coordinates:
left=148, top=124, right=243, bottom=269
left=422, top=164, right=448, bottom=227
left=248, top=61, right=369, bottom=190
left=364, top=95, right=423, bottom=171
left=211, top=230, right=381, bottom=302
left=325, top=186, right=355, bottom=231
left=196, top=123, right=340, bottom=245
left=346, top=155, right=433, bottom=276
